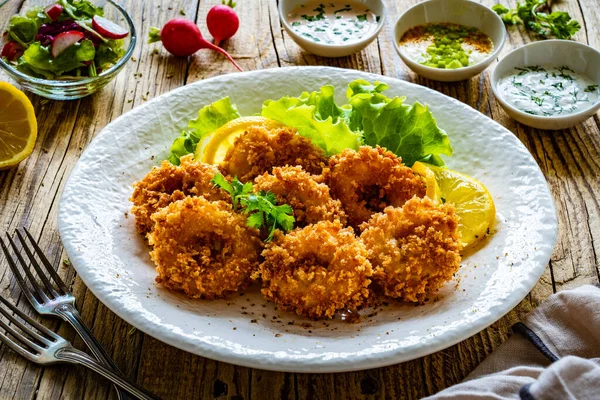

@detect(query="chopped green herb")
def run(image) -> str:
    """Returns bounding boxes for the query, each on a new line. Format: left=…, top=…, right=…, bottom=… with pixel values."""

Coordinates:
left=492, top=0, right=580, bottom=40
left=211, top=174, right=295, bottom=241
left=584, top=84, right=598, bottom=93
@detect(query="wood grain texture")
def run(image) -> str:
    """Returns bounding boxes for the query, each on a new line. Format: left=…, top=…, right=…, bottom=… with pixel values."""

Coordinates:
left=0, top=0, right=599, bottom=399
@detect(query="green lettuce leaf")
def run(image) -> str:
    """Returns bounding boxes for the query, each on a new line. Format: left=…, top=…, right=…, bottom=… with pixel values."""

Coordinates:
left=168, top=97, right=241, bottom=164
left=345, top=79, right=452, bottom=166
left=8, top=16, right=38, bottom=47
left=95, top=39, right=125, bottom=70
left=187, top=96, right=241, bottom=135
left=21, top=39, right=95, bottom=78
left=59, top=0, right=104, bottom=20
left=261, top=85, right=361, bottom=155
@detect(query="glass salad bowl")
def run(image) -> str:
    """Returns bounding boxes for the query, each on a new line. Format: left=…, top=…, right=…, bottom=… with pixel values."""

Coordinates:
left=0, top=0, right=136, bottom=100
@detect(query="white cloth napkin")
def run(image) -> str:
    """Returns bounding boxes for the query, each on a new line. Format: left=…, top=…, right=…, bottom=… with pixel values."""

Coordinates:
left=425, top=285, right=600, bottom=399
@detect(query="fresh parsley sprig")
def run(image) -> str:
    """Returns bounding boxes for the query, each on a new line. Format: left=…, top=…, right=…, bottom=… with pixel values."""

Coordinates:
left=211, top=174, right=295, bottom=241
left=492, top=1, right=581, bottom=40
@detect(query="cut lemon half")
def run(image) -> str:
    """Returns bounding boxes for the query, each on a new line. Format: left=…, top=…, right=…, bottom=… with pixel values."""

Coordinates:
left=0, top=82, right=37, bottom=170
left=194, top=116, right=285, bottom=164
left=412, top=161, right=496, bottom=248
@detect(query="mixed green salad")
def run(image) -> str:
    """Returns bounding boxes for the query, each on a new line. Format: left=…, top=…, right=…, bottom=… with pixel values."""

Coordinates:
left=1, top=0, right=129, bottom=79
left=169, top=79, right=453, bottom=167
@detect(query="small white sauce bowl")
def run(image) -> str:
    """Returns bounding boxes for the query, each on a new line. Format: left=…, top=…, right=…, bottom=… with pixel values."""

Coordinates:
left=491, top=40, right=600, bottom=130
left=278, top=0, right=386, bottom=57
left=393, top=0, right=506, bottom=82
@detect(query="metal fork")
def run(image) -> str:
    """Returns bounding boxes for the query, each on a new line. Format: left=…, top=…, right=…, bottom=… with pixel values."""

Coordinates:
left=0, top=294, right=157, bottom=400
left=0, top=229, right=145, bottom=400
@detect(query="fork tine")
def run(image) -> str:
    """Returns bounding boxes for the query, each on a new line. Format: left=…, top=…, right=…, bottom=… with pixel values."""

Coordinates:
left=0, top=236, right=45, bottom=305
left=0, top=300, right=53, bottom=346
left=0, top=330, right=38, bottom=362
left=0, top=295, right=58, bottom=341
left=13, top=231, right=60, bottom=299
left=23, top=228, right=69, bottom=295
left=5, top=234, right=51, bottom=301
left=0, top=316, right=45, bottom=353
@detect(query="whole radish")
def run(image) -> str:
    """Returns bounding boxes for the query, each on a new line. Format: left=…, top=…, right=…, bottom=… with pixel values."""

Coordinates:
left=207, top=0, right=239, bottom=46
left=148, top=18, right=243, bottom=72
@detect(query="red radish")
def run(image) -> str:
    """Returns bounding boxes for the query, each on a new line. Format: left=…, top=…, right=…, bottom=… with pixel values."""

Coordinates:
left=44, top=4, right=63, bottom=21
left=148, top=18, right=243, bottom=72
left=1, top=42, right=24, bottom=61
left=92, top=15, right=129, bottom=39
left=206, top=0, right=239, bottom=46
left=51, top=31, right=84, bottom=58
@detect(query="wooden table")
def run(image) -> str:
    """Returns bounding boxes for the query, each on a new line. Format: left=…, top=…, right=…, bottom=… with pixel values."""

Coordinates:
left=1, top=0, right=599, bottom=398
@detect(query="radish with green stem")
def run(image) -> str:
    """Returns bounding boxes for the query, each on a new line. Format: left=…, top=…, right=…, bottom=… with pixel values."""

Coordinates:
left=207, top=0, right=239, bottom=46
left=148, top=18, right=243, bottom=72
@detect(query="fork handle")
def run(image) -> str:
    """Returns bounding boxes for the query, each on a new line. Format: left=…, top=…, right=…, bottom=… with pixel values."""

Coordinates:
left=54, top=304, right=121, bottom=371
left=56, top=347, right=159, bottom=400
left=55, top=304, right=134, bottom=400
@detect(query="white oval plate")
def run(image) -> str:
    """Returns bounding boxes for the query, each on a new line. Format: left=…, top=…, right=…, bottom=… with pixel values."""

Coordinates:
left=58, top=67, right=557, bottom=373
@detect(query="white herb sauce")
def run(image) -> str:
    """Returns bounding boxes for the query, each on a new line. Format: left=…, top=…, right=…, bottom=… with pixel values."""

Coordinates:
left=497, top=65, right=599, bottom=116
left=287, top=1, right=380, bottom=45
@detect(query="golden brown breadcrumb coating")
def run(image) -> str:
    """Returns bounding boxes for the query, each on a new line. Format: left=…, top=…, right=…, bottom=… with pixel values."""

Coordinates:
left=130, top=155, right=227, bottom=236
left=253, top=166, right=347, bottom=227
left=324, top=146, right=426, bottom=229
left=257, top=221, right=372, bottom=319
left=149, top=196, right=263, bottom=299
left=220, top=126, right=327, bottom=182
left=360, top=196, right=462, bottom=303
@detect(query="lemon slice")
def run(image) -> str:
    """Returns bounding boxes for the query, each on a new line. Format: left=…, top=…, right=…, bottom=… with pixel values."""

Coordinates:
left=411, top=161, right=441, bottom=201
left=195, top=116, right=285, bottom=164
left=0, top=82, right=38, bottom=170
left=412, top=162, right=496, bottom=248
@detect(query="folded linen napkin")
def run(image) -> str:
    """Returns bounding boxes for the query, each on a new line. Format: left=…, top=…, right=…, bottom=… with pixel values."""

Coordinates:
left=426, top=285, right=600, bottom=399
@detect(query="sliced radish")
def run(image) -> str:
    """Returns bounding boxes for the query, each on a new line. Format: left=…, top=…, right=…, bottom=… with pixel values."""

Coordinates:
left=92, top=15, right=129, bottom=39
left=51, top=31, right=84, bottom=58
left=44, top=4, right=63, bottom=21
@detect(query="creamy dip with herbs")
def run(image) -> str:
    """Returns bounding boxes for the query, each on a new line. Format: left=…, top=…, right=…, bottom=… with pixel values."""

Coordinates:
left=497, top=65, right=599, bottom=116
left=287, top=1, right=380, bottom=45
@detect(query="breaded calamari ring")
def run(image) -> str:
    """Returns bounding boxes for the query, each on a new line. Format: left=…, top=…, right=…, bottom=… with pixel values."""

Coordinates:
left=149, top=196, right=262, bottom=299
left=360, top=196, right=462, bottom=303
left=130, top=154, right=227, bottom=235
left=253, top=166, right=347, bottom=227
left=220, top=126, right=327, bottom=182
left=257, top=221, right=372, bottom=319
left=324, top=146, right=426, bottom=229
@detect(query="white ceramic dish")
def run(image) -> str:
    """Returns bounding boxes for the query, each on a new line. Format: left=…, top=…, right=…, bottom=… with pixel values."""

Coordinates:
left=491, top=40, right=600, bottom=130
left=58, top=67, right=557, bottom=373
left=278, top=0, right=386, bottom=57
left=393, top=0, right=506, bottom=82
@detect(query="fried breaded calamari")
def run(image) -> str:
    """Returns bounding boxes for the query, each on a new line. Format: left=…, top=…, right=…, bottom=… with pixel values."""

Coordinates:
left=257, top=221, right=372, bottom=319
left=325, top=146, right=426, bottom=229
left=220, top=126, right=327, bottom=182
left=360, top=196, right=462, bottom=303
left=130, top=155, right=227, bottom=236
left=149, top=196, right=263, bottom=299
left=253, top=166, right=347, bottom=227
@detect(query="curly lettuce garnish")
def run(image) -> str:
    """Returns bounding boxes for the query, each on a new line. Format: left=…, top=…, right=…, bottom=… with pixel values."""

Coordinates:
left=168, top=97, right=241, bottom=165
left=169, top=80, right=453, bottom=167
left=346, top=80, right=452, bottom=166
left=261, top=79, right=452, bottom=166
left=261, top=86, right=361, bottom=156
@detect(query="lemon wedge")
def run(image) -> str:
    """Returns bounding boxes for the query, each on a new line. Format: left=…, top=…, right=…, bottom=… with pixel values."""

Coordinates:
left=412, top=161, right=496, bottom=248
left=0, top=82, right=38, bottom=170
left=194, top=116, right=285, bottom=164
